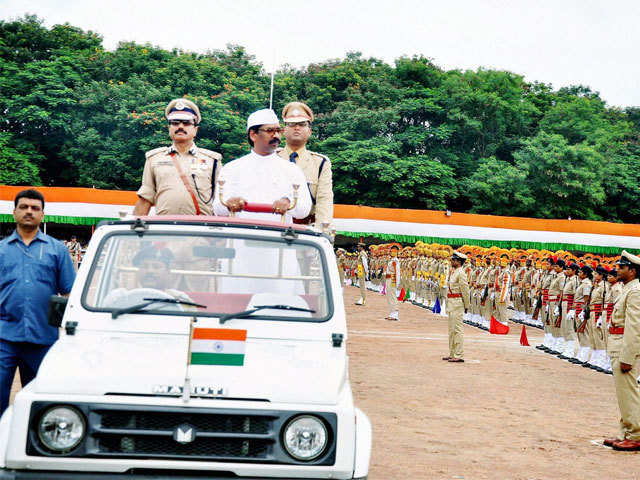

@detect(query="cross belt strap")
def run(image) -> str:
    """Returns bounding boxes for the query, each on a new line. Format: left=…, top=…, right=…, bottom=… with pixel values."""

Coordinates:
left=170, top=153, right=201, bottom=215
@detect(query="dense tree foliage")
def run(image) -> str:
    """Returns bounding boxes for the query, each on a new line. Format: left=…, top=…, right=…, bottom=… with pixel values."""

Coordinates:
left=1, top=16, right=639, bottom=222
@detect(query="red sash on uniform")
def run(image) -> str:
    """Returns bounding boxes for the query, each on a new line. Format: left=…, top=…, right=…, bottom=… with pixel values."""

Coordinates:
left=574, top=301, right=583, bottom=315
left=606, top=303, right=614, bottom=323
left=170, top=152, right=201, bottom=215
left=563, top=294, right=574, bottom=309
left=592, top=304, right=602, bottom=322
left=542, top=289, right=549, bottom=306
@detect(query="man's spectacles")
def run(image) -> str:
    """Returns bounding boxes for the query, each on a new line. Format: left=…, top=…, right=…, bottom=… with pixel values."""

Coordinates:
left=168, top=119, right=196, bottom=127
left=285, top=121, right=309, bottom=128
left=258, top=127, right=283, bottom=135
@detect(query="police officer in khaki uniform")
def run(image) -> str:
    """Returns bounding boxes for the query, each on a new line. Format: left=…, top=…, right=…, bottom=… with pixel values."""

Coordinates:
left=134, top=99, right=222, bottom=216
left=278, top=102, right=333, bottom=228
left=355, top=242, right=369, bottom=305
left=604, top=251, right=640, bottom=451
left=385, top=244, right=401, bottom=321
left=443, top=251, right=470, bottom=363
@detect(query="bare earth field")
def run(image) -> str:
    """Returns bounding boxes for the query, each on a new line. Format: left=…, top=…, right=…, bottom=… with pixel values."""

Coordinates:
left=9, top=285, right=637, bottom=479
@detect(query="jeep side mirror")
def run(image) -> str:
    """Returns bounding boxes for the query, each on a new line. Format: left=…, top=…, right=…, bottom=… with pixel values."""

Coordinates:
left=48, top=295, right=68, bottom=327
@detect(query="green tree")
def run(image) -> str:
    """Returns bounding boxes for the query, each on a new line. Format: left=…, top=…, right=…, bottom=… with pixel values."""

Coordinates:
left=513, top=133, right=606, bottom=220
left=467, top=157, right=534, bottom=216
left=0, top=133, right=42, bottom=185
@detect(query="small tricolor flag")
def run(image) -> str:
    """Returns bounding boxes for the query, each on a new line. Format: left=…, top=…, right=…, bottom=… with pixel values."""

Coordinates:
left=190, top=328, right=247, bottom=366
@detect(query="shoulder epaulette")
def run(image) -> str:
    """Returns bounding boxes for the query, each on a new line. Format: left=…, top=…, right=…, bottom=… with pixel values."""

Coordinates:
left=309, top=150, right=330, bottom=162
left=198, top=148, right=222, bottom=161
left=145, top=147, right=166, bottom=159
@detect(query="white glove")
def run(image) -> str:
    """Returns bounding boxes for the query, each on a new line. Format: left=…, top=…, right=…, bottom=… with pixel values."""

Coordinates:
left=596, top=318, right=602, bottom=328
left=554, top=306, right=560, bottom=317
left=567, top=310, right=575, bottom=320
left=577, top=311, right=585, bottom=321
left=490, top=292, right=495, bottom=301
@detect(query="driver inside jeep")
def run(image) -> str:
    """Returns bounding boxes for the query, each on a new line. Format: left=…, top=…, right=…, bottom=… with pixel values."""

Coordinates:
left=101, top=246, right=196, bottom=311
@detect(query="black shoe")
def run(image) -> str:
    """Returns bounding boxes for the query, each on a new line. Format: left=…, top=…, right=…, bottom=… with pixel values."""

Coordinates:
left=569, top=359, right=583, bottom=364
left=535, top=345, right=546, bottom=351
left=582, top=362, right=592, bottom=368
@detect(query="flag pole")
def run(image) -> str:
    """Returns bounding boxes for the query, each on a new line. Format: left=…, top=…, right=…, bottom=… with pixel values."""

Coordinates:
left=182, top=316, right=196, bottom=403
left=269, top=48, right=276, bottom=109
left=269, top=70, right=275, bottom=109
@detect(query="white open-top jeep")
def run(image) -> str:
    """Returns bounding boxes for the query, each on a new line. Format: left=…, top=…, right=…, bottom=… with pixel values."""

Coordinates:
left=0, top=215, right=371, bottom=479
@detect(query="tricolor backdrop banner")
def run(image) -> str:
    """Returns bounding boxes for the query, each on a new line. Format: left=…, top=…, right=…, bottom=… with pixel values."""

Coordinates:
left=2, top=185, right=639, bottom=254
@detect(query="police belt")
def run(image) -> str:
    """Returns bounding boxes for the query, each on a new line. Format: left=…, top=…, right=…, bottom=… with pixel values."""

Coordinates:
left=609, top=326, right=625, bottom=335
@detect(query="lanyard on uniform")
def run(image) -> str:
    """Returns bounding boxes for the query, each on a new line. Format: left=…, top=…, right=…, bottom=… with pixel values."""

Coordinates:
left=170, top=153, right=202, bottom=215
left=189, top=156, right=214, bottom=206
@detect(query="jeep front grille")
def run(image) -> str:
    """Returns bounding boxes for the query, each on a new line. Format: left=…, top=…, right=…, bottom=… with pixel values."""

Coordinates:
left=27, top=402, right=337, bottom=465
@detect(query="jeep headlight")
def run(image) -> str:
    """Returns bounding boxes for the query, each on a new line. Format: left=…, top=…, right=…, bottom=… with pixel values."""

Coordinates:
left=38, top=406, right=86, bottom=453
left=283, top=415, right=328, bottom=461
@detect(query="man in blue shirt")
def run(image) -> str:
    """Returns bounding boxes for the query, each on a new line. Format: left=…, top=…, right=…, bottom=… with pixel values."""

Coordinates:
left=0, top=189, right=76, bottom=415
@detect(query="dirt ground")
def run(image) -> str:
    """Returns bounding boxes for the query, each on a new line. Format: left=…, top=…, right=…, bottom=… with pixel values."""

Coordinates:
left=9, top=285, right=638, bottom=479
left=343, top=286, right=638, bottom=480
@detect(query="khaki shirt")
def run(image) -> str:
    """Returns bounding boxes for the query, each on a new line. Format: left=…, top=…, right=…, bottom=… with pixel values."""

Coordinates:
left=279, top=146, right=333, bottom=226
left=448, top=266, right=470, bottom=310
left=575, top=278, right=592, bottom=308
left=607, top=282, right=623, bottom=304
left=562, top=275, right=579, bottom=301
left=357, top=250, right=368, bottom=278
left=542, top=270, right=555, bottom=291
left=137, top=143, right=222, bottom=215
left=608, top=278, right=640, bottom=364
left=590, top=280, right=605, bottom=307
left=549, top=272, right=565, bottom=297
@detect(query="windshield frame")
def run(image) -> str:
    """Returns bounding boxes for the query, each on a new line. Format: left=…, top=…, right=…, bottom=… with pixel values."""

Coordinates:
left=81, top=229, right=335, bottom=323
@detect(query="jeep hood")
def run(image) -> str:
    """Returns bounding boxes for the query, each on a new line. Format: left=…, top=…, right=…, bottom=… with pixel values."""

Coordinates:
left=34, top=333, right=348, bottom=405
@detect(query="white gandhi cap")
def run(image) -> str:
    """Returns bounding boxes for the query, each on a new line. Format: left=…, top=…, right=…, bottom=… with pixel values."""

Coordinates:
left=247, top=109, right=279, bottom=131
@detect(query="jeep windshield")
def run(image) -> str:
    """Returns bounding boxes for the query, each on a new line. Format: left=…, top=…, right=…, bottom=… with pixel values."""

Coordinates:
left=83, top=232, right=331, bottom=321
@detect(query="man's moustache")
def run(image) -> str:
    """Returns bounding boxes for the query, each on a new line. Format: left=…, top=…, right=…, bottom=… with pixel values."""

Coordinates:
left=269, top=138, right=280, bottom=146
left=176, top=129, right=186, bottom=134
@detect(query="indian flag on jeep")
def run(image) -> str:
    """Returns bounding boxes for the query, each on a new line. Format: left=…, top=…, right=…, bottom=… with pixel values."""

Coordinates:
left=190, top=328, right=247, bottom=366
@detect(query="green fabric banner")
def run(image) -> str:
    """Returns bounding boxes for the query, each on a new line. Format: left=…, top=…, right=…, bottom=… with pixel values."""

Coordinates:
left=336, top=230, right=634, bottom=255
left=0, top=214, right=116, bottom=225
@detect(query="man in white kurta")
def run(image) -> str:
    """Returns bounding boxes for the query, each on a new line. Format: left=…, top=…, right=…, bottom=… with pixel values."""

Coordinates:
left=213, top=108, right=311, bottom=223
left=212, top=109, right=312, bottom=298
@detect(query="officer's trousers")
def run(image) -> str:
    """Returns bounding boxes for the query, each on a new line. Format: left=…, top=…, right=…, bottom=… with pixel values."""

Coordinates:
left=385, top=279, right=399, bottom=317
left=448, top=299, right=464, bottom=359
left=611, top=355, right=640, bottom=440
left=0, top=340, right=51, bottom=416
left=358, top=274, right=366, bottom=302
